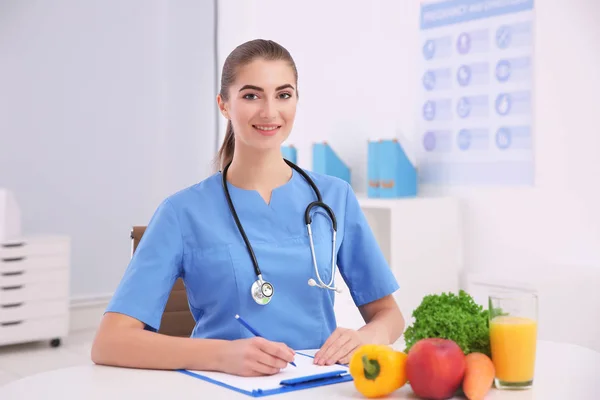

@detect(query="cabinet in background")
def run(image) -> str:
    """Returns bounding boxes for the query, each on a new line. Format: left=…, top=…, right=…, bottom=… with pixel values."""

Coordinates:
left=0, top=236, right=70, bottom=348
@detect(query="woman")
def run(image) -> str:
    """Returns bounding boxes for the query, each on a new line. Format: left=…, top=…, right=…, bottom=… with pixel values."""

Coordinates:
left=91, top=39, right=405, bottom=377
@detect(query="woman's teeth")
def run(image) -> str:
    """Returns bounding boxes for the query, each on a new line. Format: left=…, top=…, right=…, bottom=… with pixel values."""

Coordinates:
left=254, top=125, right=279, bottom=131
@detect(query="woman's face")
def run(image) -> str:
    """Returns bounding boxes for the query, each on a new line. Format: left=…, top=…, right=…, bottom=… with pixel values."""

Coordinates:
left=219, top=58, right=298, bottom=153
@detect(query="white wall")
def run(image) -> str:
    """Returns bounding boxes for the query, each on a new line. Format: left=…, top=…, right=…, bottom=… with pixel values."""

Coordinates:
left=218, top=0, right=419, bottom=189
left=0, top=0, right=217, bottom=298
left=3, top=0, right=595, bottom=300
left=218, top=0, right=600, bottom=280
left=428, top=0, right=600, bottom=275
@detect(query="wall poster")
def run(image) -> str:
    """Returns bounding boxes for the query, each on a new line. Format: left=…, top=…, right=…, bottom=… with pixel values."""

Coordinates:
left=418, top=0, right=535, bottom=185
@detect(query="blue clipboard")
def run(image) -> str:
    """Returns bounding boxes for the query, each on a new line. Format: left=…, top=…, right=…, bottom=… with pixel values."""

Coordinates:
left=177, top=352, right=353, bottom=397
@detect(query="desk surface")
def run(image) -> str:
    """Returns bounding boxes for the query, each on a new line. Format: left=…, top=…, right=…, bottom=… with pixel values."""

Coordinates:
left=1, top=341, right=599, bottom=399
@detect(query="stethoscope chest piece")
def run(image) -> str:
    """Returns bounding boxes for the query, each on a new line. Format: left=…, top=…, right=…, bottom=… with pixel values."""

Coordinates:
left=251, top=276, right=274, bottom=305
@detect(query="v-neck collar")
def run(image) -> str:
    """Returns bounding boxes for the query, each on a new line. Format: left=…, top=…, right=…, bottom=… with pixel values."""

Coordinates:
left=223, top=168, right=297, bottom=208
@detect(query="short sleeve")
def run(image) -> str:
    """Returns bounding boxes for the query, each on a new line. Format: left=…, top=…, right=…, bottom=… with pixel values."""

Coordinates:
left=337, top=183, right=399, bottom=307
left=105, top=199, right=183, bottom=331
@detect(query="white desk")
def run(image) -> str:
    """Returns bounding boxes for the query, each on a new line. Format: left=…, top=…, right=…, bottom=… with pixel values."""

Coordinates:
left=1, top=341, right=598, bottom=399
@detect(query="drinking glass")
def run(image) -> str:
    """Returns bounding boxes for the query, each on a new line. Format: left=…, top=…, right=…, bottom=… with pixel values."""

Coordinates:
left=488, top=291, right=538, bottom=390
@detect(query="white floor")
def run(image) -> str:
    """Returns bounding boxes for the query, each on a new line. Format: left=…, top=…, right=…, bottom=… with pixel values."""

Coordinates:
left=0, top=329, right=97, bottom=388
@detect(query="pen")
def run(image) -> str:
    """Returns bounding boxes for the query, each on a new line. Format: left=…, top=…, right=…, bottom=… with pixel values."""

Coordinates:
left=235, top=314, right=296, bottom=367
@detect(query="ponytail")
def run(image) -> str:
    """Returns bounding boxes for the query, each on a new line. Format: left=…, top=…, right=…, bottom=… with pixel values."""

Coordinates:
left=216, top=121, right=235, bottom=171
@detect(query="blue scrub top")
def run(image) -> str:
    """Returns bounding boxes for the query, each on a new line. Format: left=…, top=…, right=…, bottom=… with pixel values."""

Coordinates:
left=106, top=168, right=399, bottom=350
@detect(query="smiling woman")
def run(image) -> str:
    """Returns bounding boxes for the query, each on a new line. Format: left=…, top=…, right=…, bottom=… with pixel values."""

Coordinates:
left=222, top=64, right=296, bottom=146
left=91, top=38, right=404, bottom=380
left=215, top=40, right=299, bottom=174
left=236, top=82, right=294, bottom=136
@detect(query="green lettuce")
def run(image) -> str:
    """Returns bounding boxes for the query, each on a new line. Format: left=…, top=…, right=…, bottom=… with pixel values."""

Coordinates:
left=403, top=290, right=491, bottom=357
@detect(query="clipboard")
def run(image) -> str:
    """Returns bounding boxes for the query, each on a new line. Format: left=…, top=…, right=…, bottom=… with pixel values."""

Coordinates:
left=178, top=352, right=353, bottom=397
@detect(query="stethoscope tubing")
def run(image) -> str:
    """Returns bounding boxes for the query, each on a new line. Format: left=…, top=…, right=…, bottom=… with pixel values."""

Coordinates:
left=221, top=161, right=263, bottom=277
left=307, top=224, right=337, bottom=289
left=221, top=159, right=339, bottom=293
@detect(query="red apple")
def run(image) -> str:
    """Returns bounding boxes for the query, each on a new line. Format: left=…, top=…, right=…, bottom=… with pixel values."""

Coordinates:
left=406, top=338, right=466, bottom=400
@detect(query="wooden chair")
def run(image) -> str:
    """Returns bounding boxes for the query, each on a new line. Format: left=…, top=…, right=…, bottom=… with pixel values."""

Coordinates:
left=130, top=226, right=196, bottom=337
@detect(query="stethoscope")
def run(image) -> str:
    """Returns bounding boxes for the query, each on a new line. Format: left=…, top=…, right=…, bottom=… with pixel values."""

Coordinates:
left=221, top=159, right=342, bottom=305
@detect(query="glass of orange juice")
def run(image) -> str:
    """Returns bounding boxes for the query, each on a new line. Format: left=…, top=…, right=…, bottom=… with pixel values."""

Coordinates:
left=488, top=291, right=538, bottom=390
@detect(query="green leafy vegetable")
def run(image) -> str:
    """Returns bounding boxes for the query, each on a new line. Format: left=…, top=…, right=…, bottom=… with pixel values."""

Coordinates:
left=403, top=290, right=491, bottom=357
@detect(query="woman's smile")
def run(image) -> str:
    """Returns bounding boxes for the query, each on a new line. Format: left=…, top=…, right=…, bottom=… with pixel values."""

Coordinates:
left=253, top=124, right=281, bottom=136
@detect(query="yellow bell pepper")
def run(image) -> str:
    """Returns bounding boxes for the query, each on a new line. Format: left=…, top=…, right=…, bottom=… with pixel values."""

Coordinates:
left=349, top=344, right=408, bottom=398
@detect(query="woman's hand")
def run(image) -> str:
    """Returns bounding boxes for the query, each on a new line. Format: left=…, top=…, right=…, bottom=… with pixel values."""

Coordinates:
left=219, top=337, right=296, bottom=377
left=313, top=327, right=367, bottom=366
left=313, top=296, right=404, bottom=367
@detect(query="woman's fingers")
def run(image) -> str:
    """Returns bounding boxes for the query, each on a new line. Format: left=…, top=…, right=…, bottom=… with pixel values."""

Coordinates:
left=314, top=328, right=344, bottom=362
left=315, top=328, right=352, bottom=364
left=247, top=338, right=296, bottom=375
left=250, top=358, right=282, bottom=376
left=329, top=342, right=359, bottom=365
left=256, top=338, right=295, bottom=364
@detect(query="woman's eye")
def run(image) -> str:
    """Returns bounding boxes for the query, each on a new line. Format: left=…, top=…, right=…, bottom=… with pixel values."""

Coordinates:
left=243, top=94, right=258, bottom=100
left=279, top=92, right=292, bottom=99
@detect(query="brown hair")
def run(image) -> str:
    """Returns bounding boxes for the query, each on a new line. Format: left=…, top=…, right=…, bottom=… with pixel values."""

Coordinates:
left=215, top=39, right=299, bottom=171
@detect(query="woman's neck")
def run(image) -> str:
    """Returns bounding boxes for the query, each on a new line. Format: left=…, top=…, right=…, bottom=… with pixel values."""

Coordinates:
left=226, top=148, right=292, bottom=192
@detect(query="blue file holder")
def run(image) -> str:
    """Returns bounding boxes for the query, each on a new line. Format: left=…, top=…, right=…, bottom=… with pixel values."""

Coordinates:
left=281, top=145, right=297, bottom=163
left=312, top=142, right=351, bottom=184
left=378, top=139, right=417, bottom=198
left=367, top=140, right=380, bottom=198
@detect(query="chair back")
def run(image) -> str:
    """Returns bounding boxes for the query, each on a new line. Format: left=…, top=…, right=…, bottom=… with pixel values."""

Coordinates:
left=131, top=226, right=196, bottom=337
